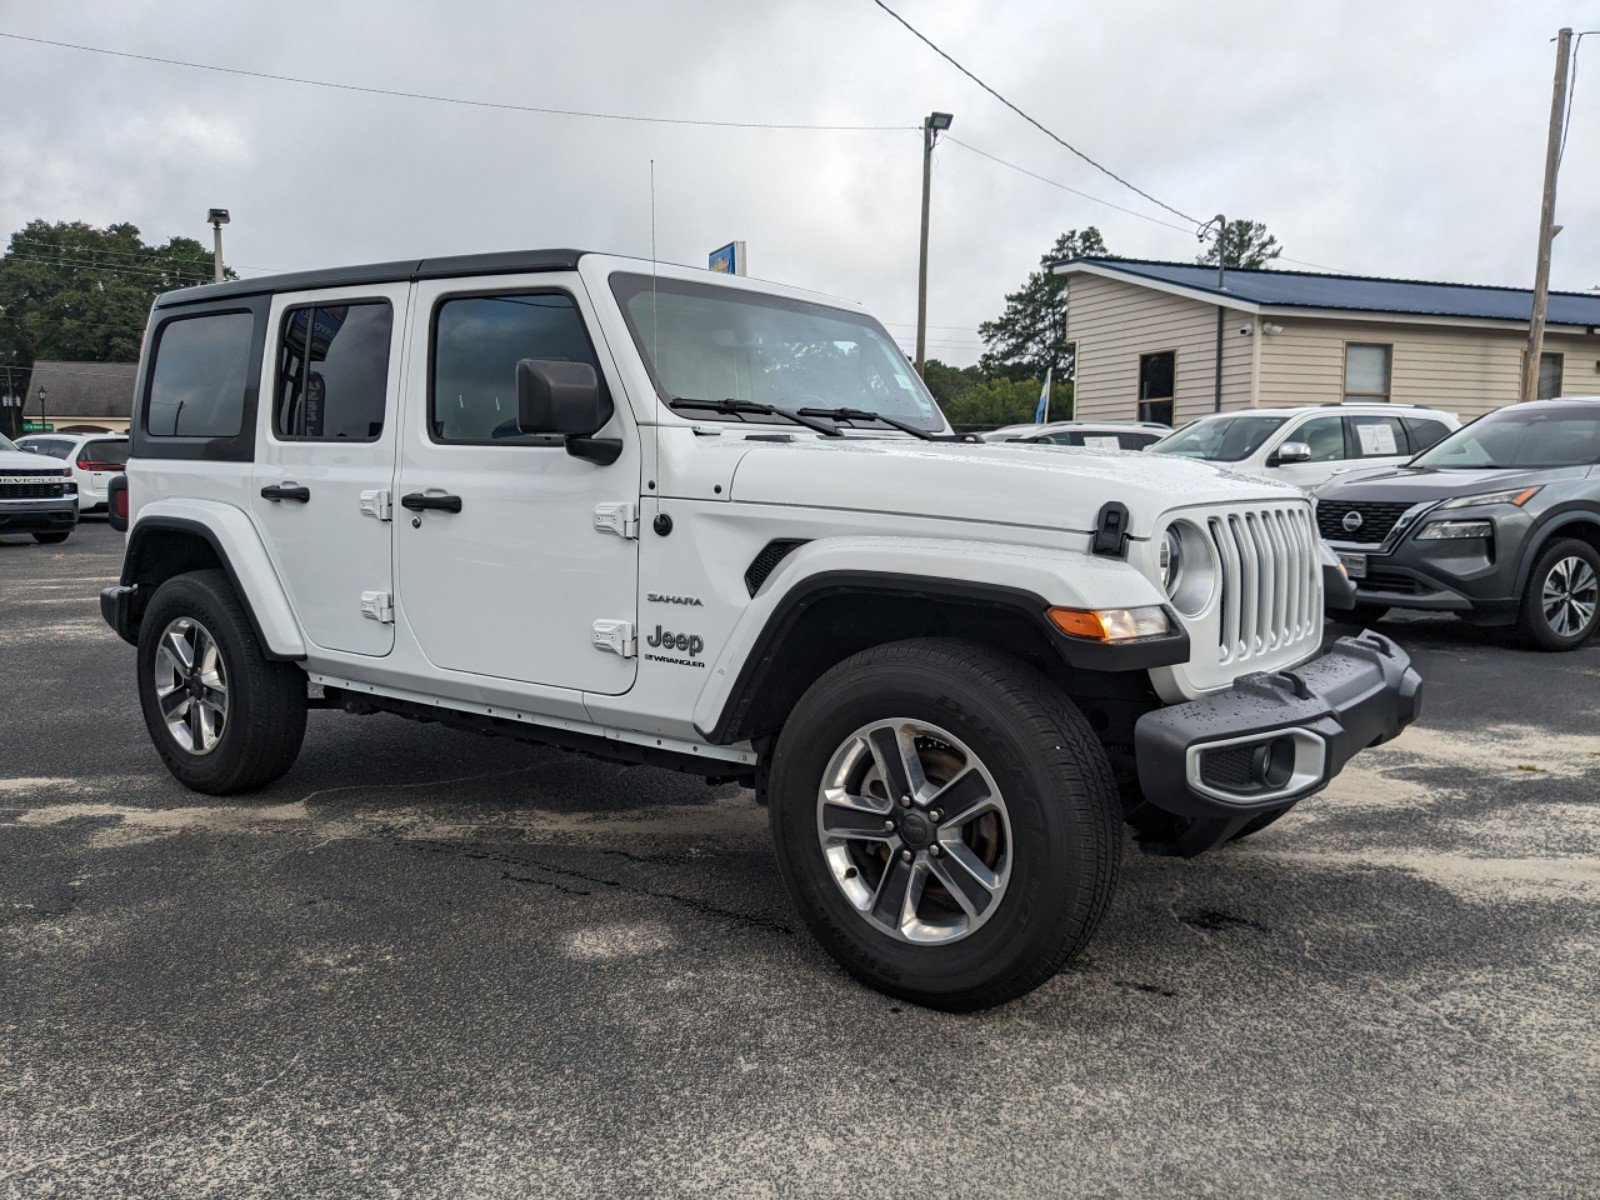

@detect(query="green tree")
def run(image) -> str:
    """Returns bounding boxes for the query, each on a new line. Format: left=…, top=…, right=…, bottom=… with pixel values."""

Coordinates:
left=920, top=358, right=984, bottom=407
left=1196, top=218, right=1282, bottom=269
left=942, top=376, right=1069, bottom=431
left=978, top=227, right=1108, bottom=381
left=0, top=220, right=229, bottom=413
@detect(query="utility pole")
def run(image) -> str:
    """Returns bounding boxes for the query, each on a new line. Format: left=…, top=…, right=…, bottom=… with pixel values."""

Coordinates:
left=1206, top=213, right=1227, bottom=412
left=1519, top=28, right=1572, bottom=404
left=915, top=112, right=953, bottom=376
left=207, top=208, right=231, bottom=283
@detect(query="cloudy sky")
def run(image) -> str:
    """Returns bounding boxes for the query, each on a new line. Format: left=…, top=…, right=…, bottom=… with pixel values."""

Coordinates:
left=1, top=0, right=1596, bottom=365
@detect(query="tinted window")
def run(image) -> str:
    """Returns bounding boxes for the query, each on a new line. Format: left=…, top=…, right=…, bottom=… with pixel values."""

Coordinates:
left=80, top=439, right=130, bottom=467
left=146, top=312, right=256, bottom=437
left=1349, top=414, right=1407, bottom=459
left=432, top=292, right=599, bottom=444
left=1403, top=418, right=1451, bottom=452
left=1150, top=416, right=1286, bottom=462
left=276, top=303, right=392, bottom=440
left=1413, top=407, right=1600, bottom=470
left=24, top=438, right=74, bottom=459
left=1292, top=415, right=1345, bottom=462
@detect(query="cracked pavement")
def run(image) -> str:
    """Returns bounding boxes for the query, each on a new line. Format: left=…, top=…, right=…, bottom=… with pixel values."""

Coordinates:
left=2, top=522, right=1598, bottom=1197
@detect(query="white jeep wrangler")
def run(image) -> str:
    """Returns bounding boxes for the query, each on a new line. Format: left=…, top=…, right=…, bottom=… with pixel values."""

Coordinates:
left=102, top=250, right=1421, bottom=1010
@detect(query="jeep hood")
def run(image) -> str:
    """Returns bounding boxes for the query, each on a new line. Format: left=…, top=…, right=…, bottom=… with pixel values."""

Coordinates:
left=727, top=439, right=1299, bottom=537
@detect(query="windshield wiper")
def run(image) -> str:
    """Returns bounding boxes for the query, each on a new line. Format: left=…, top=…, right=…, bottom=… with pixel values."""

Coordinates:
left=668, top=397, right=842, bottom=437
left=795, top=406, right=936, bottom=442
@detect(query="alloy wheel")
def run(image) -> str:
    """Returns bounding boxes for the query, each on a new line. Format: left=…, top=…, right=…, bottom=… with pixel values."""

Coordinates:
left=1541, top=556, right=1599, bottom=639
left=153, top=616, right=229, bottom=755
left=816, top=718, right=1012, bottom=945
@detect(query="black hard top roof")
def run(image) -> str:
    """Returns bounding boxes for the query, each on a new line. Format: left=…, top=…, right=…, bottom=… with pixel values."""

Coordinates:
left=154, top=248, right=592, bottom=308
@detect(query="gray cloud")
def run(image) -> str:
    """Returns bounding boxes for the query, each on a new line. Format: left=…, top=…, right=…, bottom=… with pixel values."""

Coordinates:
left=1, top=0, right=1595, bottom=366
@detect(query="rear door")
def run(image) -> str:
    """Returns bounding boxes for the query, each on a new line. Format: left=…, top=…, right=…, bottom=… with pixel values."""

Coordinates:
left=1343, top=412, right=1412, bottom=478
left=75, top=437, right=129, bottom=509
left=392, top=275, right=639, bottom=694
left=249, top=285, right=408, bottom=657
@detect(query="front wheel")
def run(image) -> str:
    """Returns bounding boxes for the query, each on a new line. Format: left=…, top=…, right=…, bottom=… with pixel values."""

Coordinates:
left=767, top=639, right=1122, bottom=1011
left=1517, top=538, right=1600, bottom=651
left=136, top=570, right=308, bottom=794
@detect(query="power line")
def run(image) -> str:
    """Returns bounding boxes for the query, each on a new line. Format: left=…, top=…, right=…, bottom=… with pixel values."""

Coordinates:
left=6, top=234, right=282, bottom=275
left=0, top=30, right=917, bottom=132
left=0, top=312, right=146, bottom=334
left=1558, top=31, right=1597, bottom=168
left=867, top=0, right=1202, bottom=227
left=1, top=248, right=211, bottom=282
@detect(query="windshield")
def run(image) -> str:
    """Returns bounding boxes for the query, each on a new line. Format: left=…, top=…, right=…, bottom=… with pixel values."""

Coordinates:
left=0, top=433, right=16, bottom=452
left=1149, top=416, right=1287, bottom=462
left=610, top=273, right=945, bottom=431
left=1412, top=405, right=1600, bottom=470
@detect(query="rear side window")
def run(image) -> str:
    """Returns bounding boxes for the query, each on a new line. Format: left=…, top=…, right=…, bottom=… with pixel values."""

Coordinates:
left=145, top=312, right=256, bottom=438
left=26, top=438, right=73, bottom=459
left=275, top=302, right=393, bottom=440
left=1348, top=414, right=1407, bottom=459
left=430, top=291, right=601, bottom=445
left=1404, top=418, right=1451, bottom=452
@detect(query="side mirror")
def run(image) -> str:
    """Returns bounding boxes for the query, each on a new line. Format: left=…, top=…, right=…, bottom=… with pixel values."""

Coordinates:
left=1271, top=441, right=1312, bottom=466
left=20, top=444, right=38, bottom=454
left=516, top=359, right=620, bottom=465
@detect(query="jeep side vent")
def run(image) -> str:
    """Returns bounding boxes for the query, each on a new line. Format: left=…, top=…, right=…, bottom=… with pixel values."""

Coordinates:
left=745, top=539, right=809, bottom=596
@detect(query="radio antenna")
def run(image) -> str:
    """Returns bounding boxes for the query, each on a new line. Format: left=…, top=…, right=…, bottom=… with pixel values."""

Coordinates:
left=649, top=158, right=661, bottom=513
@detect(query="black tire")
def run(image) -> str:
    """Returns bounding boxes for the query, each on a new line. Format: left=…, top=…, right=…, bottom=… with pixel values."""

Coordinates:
left=767, top=638, right=1122, bottom=1012
left=1340, top=602, right=1389, bottom=627
left=32, top=531, right=71, bottom=545
left=1516, top=537, right=1600, bottom=651
left=136, top=570, right=307, bottom=794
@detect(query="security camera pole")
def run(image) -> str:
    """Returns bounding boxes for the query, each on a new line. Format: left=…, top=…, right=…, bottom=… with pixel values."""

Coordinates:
left=1519, top=28, right=1572, bottom=404
left=915, top=111, right=953, bottom=376
left=207, top=208, right=231, bottom=283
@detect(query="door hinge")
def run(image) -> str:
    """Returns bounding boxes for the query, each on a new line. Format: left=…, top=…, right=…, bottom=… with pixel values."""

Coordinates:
left=592, top=619, right=636, bottom=658
left=593, top=501, right=639, bottom=540
left=360, top=489, right=393, bottom=522
left=360, top=591, right=394, bottom=623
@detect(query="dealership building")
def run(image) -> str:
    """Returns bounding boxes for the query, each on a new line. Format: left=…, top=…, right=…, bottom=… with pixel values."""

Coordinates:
left=1052, top=258, right=1600, bottom=427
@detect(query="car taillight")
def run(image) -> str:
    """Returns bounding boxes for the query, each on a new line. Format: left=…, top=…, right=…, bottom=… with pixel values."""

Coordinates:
left=77, top=459, right=124, bottom=472
left=113, top=486, right=129, bottom=520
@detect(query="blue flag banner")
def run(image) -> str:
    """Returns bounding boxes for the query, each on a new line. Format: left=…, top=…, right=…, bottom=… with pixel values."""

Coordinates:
left=1034, top=368, right=1052, bottom=424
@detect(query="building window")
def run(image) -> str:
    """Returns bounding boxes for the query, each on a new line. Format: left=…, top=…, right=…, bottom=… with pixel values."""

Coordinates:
left=1538, top=352, right=1564, bottom=400
left=1138, top=350, right=1175, bottom=425
left=1343, top=343, right=1391, bottom=403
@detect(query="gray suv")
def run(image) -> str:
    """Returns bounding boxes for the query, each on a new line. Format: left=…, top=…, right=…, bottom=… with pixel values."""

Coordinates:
left=1316, top=398, right=1600, bottom=650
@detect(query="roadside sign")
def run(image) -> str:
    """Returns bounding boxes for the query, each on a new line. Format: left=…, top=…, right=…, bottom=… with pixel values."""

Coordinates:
left=22, top=421, right=54, bottom=433
left=709, top=241, right=747, bottom=276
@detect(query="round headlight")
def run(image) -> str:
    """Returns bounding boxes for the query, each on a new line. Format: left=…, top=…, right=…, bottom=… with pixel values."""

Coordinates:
left=1159, top=528, right=1183, bottom=595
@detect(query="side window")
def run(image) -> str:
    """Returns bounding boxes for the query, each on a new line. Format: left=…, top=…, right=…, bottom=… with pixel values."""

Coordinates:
left=1292, top=415, right=1346, bottom=462
left=1349, top=414, right=1407, bottom=458
left=1118, top=433, right=1161, bottom=450
left=275, top=302, right=393, bottom=440
left=145, top=312, right=256, bottom=438
left=431, top=291, right=601, bottom=445
left=1403, top=418, right=1451, bottom=452
left=30, top=438, right=72, bottom=459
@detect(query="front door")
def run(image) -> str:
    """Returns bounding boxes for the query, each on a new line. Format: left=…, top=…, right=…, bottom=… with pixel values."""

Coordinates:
left=250, top=284, right=408, bottom=657
left=393, top=276, right=639, bottom=695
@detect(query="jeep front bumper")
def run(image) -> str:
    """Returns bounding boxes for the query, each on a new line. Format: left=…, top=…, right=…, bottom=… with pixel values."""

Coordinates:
left=1133, top=631, right=1422, bottom=856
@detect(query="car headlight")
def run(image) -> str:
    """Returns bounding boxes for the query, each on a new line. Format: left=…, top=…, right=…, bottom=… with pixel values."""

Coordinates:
left=1417, top=519, right=1494, bottom=540
left=1437, top=486, right=1541, bottom=510
left=1159, top=528, right=1183, bottom=594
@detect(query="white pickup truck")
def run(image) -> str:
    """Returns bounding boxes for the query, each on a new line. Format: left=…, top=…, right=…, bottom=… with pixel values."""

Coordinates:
left=101, top=250, right=1421, bottom=1009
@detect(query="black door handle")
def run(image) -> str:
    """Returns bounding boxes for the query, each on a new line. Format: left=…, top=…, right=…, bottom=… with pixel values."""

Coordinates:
left=260, top=484, right=311, bottom=503
left=400, top=492, right=463, bottom=514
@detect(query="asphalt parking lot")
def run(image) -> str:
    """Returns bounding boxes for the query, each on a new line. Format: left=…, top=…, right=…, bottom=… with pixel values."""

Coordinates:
left=2, top=521, right=1597, bottom=1198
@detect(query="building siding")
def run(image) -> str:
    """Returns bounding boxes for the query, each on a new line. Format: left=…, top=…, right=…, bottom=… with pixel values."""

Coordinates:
left=1065, top=270, right=1600, bottom=423
left=1067, top=274, right=1252, bottom=424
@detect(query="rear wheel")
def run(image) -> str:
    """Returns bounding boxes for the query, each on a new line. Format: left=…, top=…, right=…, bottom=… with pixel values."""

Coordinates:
left=1517, top=538, right=1600, bottom=651
left=767, top=639, right=1122, bottom=1011
left=32, top=531, right=70, bottom=545
left=136, top=570, right=307, bottom=794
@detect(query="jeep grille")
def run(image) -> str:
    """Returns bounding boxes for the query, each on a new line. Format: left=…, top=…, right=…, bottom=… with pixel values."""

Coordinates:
left=1207, top=505, right=1321, bottom=666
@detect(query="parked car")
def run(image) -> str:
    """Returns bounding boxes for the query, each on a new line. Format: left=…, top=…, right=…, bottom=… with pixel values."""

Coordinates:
left=0, top=431, right=78, bottom=543
left=1316, top=397, right=1600, bottom=649
left=1148, top=404, right=1459, bottom=489
left=18, top=432, right=130, bottom=515
left=100, top=249, right=1420, bottom=1010
left=981, top=420, right=1170, bottom=450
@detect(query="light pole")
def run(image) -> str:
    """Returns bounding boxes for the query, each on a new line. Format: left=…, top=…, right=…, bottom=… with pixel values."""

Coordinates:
left=1200, top=213, right=1227, bottom=412
left=207, top=208, right=231, bottom=283
left=915, top=111, right=953, bottom=376
left=35, top=385, right=47, bottom=433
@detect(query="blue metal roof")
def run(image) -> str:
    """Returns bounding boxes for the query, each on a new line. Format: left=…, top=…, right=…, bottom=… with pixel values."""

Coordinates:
left=1052, top=258, right=1600, bottom=328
